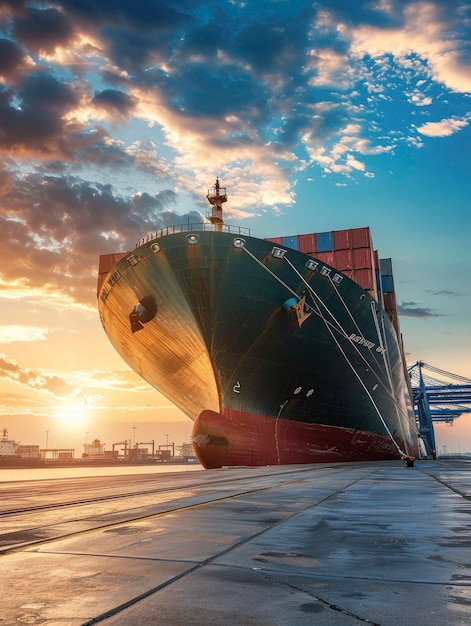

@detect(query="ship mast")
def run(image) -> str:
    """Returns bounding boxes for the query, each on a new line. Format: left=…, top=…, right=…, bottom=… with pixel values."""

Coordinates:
left=206, top=177, right=227, bottom=232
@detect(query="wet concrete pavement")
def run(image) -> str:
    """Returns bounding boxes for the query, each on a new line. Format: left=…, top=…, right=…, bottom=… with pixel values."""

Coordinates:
left=1, top=459, right=470, bottom=625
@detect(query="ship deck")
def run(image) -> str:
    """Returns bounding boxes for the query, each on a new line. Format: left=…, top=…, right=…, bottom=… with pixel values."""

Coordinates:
left=1, top=459, right=469, bottom=625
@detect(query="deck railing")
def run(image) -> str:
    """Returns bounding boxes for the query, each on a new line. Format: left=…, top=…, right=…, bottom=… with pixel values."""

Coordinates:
left=136, top=222, right=250, bottom=248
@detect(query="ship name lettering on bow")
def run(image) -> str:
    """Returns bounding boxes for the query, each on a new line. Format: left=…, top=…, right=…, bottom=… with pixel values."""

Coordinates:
left=349, top=334, right=375, bottom=349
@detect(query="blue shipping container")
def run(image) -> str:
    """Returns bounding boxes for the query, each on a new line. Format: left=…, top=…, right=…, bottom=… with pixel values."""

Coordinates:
left=381, top=275, right=394, bottom=293
left=282, top=236, right=299, bottom=250
left=316, top=231, right=334, bottom=252
left=380, top=258, right=393, bottom=276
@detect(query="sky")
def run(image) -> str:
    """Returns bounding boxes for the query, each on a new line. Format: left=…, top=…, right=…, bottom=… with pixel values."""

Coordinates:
left=0, top=0, right=470, bottom=457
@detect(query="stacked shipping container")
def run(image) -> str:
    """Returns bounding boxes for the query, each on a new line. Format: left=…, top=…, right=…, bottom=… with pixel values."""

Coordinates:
left=379, top=257, right=400, bottom=336
left=97, top=252, right=128, bottom=295
left=266, top=227, right=379, bottom=300
left=97, top=231, right=400, bottom=341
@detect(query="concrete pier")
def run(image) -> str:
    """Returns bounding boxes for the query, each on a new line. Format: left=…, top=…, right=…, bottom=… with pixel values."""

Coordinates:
left=0, top=459, right=469, bottom=625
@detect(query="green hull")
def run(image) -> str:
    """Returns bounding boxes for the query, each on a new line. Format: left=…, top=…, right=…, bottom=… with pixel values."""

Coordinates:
left=98, top=226, right=419, bottom=466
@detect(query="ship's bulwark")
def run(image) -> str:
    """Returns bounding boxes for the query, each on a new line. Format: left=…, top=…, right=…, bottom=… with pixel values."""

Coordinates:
left=98, top=228, right=420, bottom=468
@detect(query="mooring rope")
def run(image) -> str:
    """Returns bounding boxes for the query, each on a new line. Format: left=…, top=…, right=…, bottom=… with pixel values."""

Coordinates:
left=241, top=245, right=409, bottom=456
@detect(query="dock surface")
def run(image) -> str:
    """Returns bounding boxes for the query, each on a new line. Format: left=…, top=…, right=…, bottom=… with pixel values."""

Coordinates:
left=1, top=459, right=469, bottom=625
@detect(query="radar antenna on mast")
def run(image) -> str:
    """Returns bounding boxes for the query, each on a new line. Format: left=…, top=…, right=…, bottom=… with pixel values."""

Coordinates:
left=206, top=177, right=227, bottom=231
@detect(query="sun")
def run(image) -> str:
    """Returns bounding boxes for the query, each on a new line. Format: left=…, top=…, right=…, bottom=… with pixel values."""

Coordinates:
left=55, top=402, right=88, bottom=425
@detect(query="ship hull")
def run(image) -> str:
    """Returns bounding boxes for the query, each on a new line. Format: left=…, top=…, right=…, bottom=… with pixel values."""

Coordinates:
left=0, top=457, right=46, bottom=468
left=98, top=227, right=419, bottom=468
left=193, top=409, right=405, bottom=468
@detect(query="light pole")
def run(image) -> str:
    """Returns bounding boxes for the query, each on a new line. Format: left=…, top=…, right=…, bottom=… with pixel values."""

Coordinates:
left=45, top=429, right=49, bottom=449
left=132, top=426, right=136, bottom=447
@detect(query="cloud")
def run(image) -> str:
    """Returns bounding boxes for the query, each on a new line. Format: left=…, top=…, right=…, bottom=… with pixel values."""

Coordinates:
left=0, top=353, right=79, bottom=397
left=0, top=325, right=50, bottom=343
left=91, top=89, right=137, bottom=118
left=347, top=1, right=471, bottom=93
left=425, top=289, right=465, bottom=297
left=0, top=0, right=468, bottom=313
left=87, top=368, right=154, bottom=392
left=416, top=114, right=471, bottom=137
left=0, top=38, right=29, bottom=82
left=0, top=170, right=192, bottom=307
left=12, top=6, right=75, bottom=55
left=398, top=301, right=444, bottom=318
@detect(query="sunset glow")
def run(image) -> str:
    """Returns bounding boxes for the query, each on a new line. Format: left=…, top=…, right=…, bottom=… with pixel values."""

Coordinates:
left=0, top=0, right=469, bottom=454
left=55, top=403, right=88, bottom=427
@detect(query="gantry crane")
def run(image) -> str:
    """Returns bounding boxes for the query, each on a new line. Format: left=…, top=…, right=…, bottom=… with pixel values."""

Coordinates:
left=408, top=361, right=471, bottom=457
left=136, top=440, right=155, bottom=456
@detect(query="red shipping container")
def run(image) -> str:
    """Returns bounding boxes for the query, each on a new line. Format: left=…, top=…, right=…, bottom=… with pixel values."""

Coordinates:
left=352, top=227, right=371, bottom=248
left=353, top=247, right=374, bottom=269
left=333, top=249, right=353, bottom=271
left=374, top=250, right=380, bottom=269
left=333, top=228, right=351, bottom=250
left=342, top=269, right=354, bottom=281
left=265, top=237, right=283, bottom=245
left=298, top=233, right=317, bottom=254
left=383, top=292, right=397, bottom=312
left=352, top=268, right=375, bottom=291
left=98, top=252, right=127, bottom=274
left=315, top=251, right=335, bottom=265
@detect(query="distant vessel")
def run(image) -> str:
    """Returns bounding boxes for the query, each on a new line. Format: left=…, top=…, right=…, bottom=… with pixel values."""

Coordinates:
left=0, top=428, right=45, bottom=467
left=97, top=180, right=420, bottom=468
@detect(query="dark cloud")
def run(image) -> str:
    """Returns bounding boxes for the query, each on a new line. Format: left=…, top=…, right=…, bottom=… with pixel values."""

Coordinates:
left=425, top=289, right=465, bottom=297
left=0, top=171, right=195, bottom=306
left=177, top=21, right=225, bottom=59
left=103, top=28, right=163, bottom=71
left=0, top=73, right=80, bottom=155
left=232, top=21, right=308, bottom=76
left=398, top=301, right=444, bottom=318
left=61, top=0, right=190, bottom=31
left=91, top=89, right=137, bottom=116
left=19, top=72, right=78, bottom=110
left=0, top=38, right=26, bottom=81
left=12, top=6, right=75, bottom=54
left=0, top=74, right=143, bottom=163
left=162, top=62, right=267, bottom=122
left=0, top=0, right=468, bottom=313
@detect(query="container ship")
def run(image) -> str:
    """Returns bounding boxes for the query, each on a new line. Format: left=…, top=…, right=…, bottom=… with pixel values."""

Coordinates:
left=0, top=428, right=45, bottom=467
left=97, top=180, right=420, bottom=468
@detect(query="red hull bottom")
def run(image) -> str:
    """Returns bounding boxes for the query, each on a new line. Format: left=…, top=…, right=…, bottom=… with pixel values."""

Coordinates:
left=192, top=409, right=403, bottom=469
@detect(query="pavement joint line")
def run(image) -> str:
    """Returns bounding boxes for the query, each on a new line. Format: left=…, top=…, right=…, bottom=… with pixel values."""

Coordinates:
left=0, top=464, right=346, bottom=516
left=0, top=466, right=366, bottom=556
left=79, top=472, right=370, bottom=625
left=259, top=572, right=383, bottom=626
left=416, top=469, right=471, bottom=500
